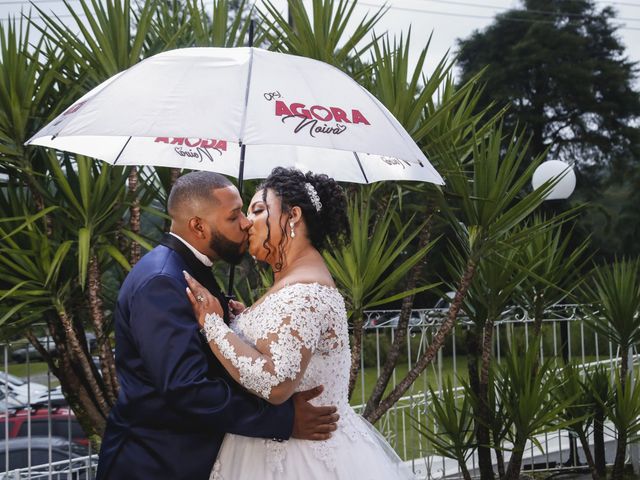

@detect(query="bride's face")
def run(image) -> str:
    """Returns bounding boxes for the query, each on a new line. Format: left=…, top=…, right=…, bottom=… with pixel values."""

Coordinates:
left=246, top=188, right=288, bottom=264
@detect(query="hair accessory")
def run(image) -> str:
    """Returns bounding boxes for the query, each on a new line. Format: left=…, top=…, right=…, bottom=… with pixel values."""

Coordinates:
left=304, top=183, right=322, bottom=212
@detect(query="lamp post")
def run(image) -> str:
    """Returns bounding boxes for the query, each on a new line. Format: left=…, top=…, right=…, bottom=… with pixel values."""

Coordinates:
left=532, top=160, right=578, bottom=466
left=532, top=160, right=576, bottom=201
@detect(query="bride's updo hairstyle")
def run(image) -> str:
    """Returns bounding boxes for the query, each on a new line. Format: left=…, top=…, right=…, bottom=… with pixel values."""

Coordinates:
left=258, top=167, right=350, bottom=267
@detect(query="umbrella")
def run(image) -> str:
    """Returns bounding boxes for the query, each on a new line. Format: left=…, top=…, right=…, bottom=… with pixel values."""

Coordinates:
left=27, top=46, right=444, bottom=294
left=27, top=47, right=444, bottom=186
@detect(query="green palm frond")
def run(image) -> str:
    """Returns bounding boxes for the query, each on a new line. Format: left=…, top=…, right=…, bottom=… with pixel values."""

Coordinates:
left=323, top=188, right=437, bottom=316
left=0, top=13, right=71, bottom=169
left=495, top=346, right=577, bottom=448
left=258, top=0, right=385, bottom=76
left=33, top=0, right=156, bottom=87
left=413, top=377, right=476, bottom=465
left=582, top=258, right=640, bottom=351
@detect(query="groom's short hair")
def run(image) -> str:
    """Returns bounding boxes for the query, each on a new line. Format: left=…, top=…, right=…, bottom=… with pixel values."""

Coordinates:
left=167, top=171, right=233, bottom=217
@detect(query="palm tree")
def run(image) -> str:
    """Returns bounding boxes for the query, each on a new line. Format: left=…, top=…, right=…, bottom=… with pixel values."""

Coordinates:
left=585, top=364, right=611, bottom=478
left=150, top=0, right=256, bottom=51
left=258, top=0, right=385, bottom=78
left=34, top=0, right=158, bottom=266
left=323, top=186, right=437, bottom=398
left=448, top=243, right=533, bottom=480
left=605, top=371, right=640, bottom=480
left=359, top=31, right=502, bottom=423
left=554, top=363, right=603, bottom=480
left=365, top=125, right=558, bottom=425
left=0, top=157, right=135, bottom=443
left=517, top=216, right=591, bottom=341
left=582, top=258, right=640, bottom=480
left=496, top=345, right=575, bottom=480
left=414, top=378, right=476, bottom=480
left=0, top=1, right=161, bottom=442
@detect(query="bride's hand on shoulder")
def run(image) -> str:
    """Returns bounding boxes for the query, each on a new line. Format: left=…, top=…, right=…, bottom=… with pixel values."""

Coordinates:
left=183, top=271, right=224, bottom=327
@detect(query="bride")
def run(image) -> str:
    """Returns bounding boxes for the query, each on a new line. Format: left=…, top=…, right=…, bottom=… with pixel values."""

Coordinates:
left=184, top=167, right=414, bottom=480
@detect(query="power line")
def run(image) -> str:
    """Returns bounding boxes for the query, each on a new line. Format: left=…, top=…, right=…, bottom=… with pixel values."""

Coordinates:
left=359, top=2, right=640, bottom=31
left=0, top=11, right=87, bottom=22
left=0, top=0, right=79, bottom=4
left=594, top=0, right=640, bottom=7
left=416, top=0, right=640, bottom=22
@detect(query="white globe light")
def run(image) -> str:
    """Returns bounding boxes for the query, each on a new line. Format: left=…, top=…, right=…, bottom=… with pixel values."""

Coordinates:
left=531, top=160, right=576, bottom=200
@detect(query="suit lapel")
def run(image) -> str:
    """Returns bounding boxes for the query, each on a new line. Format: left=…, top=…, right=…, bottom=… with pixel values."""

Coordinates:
left=159, top=233, right=230, bottom=322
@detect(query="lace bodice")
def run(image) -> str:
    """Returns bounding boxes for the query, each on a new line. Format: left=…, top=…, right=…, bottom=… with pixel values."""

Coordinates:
left=206, top=283, right=411, bottom=479
left=201, top=283, right=351, bottom=409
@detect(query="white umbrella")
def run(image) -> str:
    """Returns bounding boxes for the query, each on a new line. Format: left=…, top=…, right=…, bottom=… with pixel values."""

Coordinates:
left=27, top=47, right=444, bottom=186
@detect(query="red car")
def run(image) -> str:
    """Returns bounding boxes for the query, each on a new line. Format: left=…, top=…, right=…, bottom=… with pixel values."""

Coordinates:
left=0, top=406, right=88, bottom=446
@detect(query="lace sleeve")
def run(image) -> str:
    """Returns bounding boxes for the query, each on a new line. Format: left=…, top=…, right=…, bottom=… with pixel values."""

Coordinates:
left=201, top=285, right=325, bottom=404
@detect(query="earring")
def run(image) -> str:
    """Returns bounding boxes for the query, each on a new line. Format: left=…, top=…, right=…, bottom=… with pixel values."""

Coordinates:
left=290, top=220, right=295, bottom=238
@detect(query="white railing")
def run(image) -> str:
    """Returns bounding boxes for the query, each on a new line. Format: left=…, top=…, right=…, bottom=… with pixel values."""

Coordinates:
left=0, top=305, right=633, bottom=479
left=351, top=305, right=634, bottom=478
left=1, top=455, right=98, bottom=479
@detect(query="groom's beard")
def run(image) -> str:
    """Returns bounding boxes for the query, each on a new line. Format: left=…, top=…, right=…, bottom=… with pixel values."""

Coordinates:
left=209, top=228, right=246, bottom=265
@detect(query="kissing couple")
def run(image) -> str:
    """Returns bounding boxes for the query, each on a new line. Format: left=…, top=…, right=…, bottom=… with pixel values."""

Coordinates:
left=96, top=167, right=414, bottom=479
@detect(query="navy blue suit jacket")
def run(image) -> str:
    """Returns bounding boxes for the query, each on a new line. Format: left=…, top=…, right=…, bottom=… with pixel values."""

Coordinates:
left=96, top=234, right=294, bottom=480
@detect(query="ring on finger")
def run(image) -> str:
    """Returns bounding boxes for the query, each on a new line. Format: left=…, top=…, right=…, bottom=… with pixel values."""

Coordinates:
left=196, top=294, right=205, bottom=303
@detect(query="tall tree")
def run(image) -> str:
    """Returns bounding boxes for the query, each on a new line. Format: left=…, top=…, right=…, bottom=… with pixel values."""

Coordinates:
left=456, top=0, right=640, bottom=178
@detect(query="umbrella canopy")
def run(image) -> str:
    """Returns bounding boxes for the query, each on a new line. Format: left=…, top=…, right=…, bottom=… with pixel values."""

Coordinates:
left=27, top=47, right=444, bottom=185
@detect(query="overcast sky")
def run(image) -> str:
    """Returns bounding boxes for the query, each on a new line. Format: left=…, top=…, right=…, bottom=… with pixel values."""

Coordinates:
left=1, top=0, right=639, bottom=80
left=346, top=0, right=640, bottom=78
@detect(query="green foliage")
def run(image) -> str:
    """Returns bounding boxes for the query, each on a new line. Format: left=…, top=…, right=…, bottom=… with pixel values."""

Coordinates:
left=517, top=215, right=592, bottom=313
left=606, top=372, right=640, bottom=444
left=0, top=156, right=133, bottom=329
left=323, top=187, right=438, bottom=317
left=0, top=14, right=70, bottom=168
left=150, top=0, right=256, bottom=51
left=456, top=0, right=640, bottom=172
left=456, top=0, right=640, bottom=262
left=439, top=125, right=557, bottom=259
left=495, top=345, right=575, bottom=451
left=582, top=258, right=640, bottom=353
left=258, top=0, right=385, bottom=76
left=414, top=377, right=476, bottom=468
left=34, top=0, right=157, bottom=86
left=449, top=241, right=530, bottom=329
left=553, top=363, right=594, bottom=435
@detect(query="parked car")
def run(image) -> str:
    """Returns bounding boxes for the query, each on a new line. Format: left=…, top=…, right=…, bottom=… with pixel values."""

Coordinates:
left=0, top=436, right=91, bottom=478
left=433, top=291, right=455, bottom=309
left=0, top=406, right=87, bottom=446
left=32, top=386, right=68, bottom=408
left=11, top=334, right=96, bottom=363
left=0, top=390, right=23, bottom=411
left=365, top=312, right=424, bottom=329
left=0, top=373, right=48, bottom=405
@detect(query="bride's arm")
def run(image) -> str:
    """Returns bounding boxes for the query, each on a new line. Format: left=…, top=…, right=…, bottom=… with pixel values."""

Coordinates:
left=201, top=312, right=316, bottom=405
left=184, top=273, right=322, bottom=405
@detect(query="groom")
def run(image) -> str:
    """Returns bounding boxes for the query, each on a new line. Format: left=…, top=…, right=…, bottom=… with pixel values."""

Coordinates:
left=96, top=172, right=338, bottom=480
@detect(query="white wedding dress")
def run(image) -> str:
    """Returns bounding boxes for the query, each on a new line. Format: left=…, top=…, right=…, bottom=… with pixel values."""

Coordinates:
left=203, top=283, right=415, bottom=480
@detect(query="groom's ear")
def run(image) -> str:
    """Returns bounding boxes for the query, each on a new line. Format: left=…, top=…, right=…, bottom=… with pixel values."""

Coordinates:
left=188, top=216, right=206, bottom=239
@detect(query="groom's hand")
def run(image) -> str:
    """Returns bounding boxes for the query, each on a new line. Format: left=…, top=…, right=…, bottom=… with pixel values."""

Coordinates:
left=291, top=385, right=339, bottom=441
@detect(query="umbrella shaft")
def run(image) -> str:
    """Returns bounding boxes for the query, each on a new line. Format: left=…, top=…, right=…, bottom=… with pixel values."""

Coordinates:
left=227, top=143, right=247, bottom=297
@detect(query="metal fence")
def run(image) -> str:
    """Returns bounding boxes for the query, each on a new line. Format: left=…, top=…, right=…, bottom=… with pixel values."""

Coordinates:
left=352, top=305, right=632, bottom=478
left=0, top=305, right=633, bottom=479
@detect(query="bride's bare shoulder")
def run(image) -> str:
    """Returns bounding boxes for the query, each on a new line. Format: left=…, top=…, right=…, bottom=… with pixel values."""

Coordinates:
left=279, top=272, right=336, bottom=290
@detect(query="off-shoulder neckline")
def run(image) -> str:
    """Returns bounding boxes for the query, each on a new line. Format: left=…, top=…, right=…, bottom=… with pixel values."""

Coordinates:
left=240, top=282, right=340, bottom=318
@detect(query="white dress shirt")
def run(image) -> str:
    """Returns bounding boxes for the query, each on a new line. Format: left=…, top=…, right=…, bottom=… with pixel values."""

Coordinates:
left=169, top=232, right=213, bottom=267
